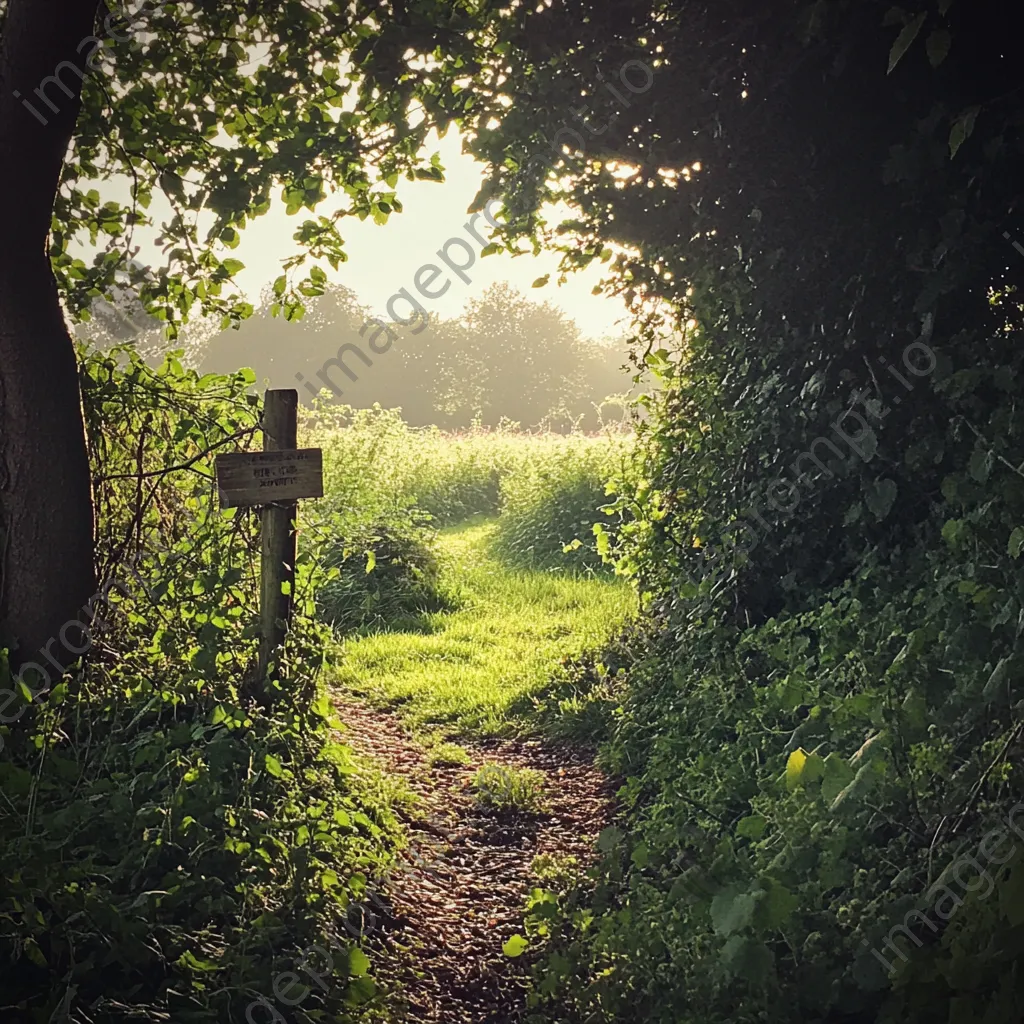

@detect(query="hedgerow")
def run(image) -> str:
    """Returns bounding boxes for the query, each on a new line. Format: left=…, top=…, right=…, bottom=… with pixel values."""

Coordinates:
left=457, top=1, right=1024, bottom=1022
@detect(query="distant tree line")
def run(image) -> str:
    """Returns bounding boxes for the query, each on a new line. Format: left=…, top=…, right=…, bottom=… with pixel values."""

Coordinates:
left=193, top=281, right=634, bottom=431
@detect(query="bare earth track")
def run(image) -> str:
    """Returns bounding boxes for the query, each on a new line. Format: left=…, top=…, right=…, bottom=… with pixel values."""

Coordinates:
left=334, top=699, right=615, bottom=1024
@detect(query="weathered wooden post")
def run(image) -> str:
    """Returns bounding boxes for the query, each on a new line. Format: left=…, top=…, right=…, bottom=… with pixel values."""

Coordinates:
left=214, top=389, right=323, bottom=694
left=259, top=389, right=298, bottom=681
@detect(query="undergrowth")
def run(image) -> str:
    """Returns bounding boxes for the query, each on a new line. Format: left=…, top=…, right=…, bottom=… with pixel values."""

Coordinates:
left=0, top=350, right=402, bottom=1022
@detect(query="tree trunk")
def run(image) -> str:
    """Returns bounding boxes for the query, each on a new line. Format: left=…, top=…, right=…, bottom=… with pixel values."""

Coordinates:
left=0, top=0, right=99, bottom=665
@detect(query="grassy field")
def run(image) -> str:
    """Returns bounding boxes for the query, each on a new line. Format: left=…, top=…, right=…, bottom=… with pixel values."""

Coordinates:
left=331, top=517, right=635, bottom=735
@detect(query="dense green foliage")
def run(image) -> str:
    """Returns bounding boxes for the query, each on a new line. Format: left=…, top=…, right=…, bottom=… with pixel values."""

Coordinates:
left=493, top=438, right=630, bottom=572
left=53, top=0, right=500, bottom=333
left=438, top=1, right=1024, bottom=1022
left=14, top=0, right=1024, bottom=1020
left=316, top=519, right=452, bottom=635
left=0, top=353, right=403, bottom=1021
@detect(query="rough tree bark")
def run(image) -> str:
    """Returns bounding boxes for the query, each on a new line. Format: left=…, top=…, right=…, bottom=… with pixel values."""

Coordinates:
left=0, top=0, right=99, bottom=665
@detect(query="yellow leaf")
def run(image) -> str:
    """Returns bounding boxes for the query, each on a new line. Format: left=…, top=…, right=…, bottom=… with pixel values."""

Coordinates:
left=785, top=748, right=807, bottom=791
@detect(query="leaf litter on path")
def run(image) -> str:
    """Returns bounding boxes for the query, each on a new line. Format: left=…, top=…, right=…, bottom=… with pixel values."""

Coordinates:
left=334, top=698, right=615, bottom=1023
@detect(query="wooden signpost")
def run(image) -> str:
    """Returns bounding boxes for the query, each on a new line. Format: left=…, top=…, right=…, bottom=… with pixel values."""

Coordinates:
left=215, top=389, right=323, bottom=686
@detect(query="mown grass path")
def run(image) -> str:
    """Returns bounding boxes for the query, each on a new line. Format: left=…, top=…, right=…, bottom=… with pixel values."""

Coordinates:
left=333, top=517, right=634, bottom=735
left=329, top=519, right=631, bottom=1022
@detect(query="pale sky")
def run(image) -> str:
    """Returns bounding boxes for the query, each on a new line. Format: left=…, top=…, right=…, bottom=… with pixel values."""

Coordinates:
left=117, top=129, right=632, bottom=341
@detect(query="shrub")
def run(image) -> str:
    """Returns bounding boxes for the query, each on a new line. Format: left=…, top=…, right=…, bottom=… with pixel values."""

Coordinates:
left=315, top=516, right=453, bottom=634
left=0, top=349, right=401, bottom=1022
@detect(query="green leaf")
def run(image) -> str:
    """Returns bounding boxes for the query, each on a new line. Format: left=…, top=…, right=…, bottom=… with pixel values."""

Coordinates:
left=829, top=762, right=879, bottom=813
left=968, top=448, right=991, bottom=483
left=159, top=171, right=185, bottom=199
left=348, top=947, right=370, bottom=976
left=221, top=258, right=245, bottom=276
left=531, top=275, right=550, bottom=288
left=597, top=825, right=624, bottom=852
left=364, top=549, right=376, bottom=574
left=1007, top=527, right=1024, bottom=558
left=864, top=478, right=897, bottom=521
left=23, top=937, right=47, bottom=968
left=848, top=732, right=887, bottom=767
left=502, top=934, right=529, bottom=957
left=631, top=842, right=650, bottom=868
left=753, top=879, right=799, bottom=930
left=983, top=656, right=1019, bottom=703
left=942, top=518, right=966, bottom=546
left=820, top=752, right=856, bottom=806
left=736, top=814, right=767, bottom=840
left=720, top=936, right=774, bottom=984
left=178, top=949, right=219, bottom=972
left=949, top=106, right=980, bottom=158
left=785, top=748, right=823, bottom=790
left=711, top=886, right=757, bottom=937
left=264, top=753, right=285, bottom=778
left=925, top=28, right=951, bottom=67
left=887, top=13, right=927, bottom=74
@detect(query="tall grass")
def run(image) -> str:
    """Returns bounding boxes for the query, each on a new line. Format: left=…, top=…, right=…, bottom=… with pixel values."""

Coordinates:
left=300, top=403, right=633, bottom=581
left=493, top=437, right=631, bottom=570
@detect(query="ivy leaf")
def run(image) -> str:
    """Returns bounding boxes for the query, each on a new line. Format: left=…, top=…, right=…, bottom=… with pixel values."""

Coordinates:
left=887, top=13, right=927, bottom=74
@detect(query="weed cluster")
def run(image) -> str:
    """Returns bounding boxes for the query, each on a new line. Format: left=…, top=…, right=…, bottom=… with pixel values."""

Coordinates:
left=472, top=763, right=548, bottom=814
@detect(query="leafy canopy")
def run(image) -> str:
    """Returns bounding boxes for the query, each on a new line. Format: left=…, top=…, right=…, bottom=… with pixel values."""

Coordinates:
left=56, top=0, right=494, bottom=334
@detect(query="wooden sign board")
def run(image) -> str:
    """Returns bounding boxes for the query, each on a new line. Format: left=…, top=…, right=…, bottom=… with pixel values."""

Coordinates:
left=215, top=448, right=323, bottom=508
